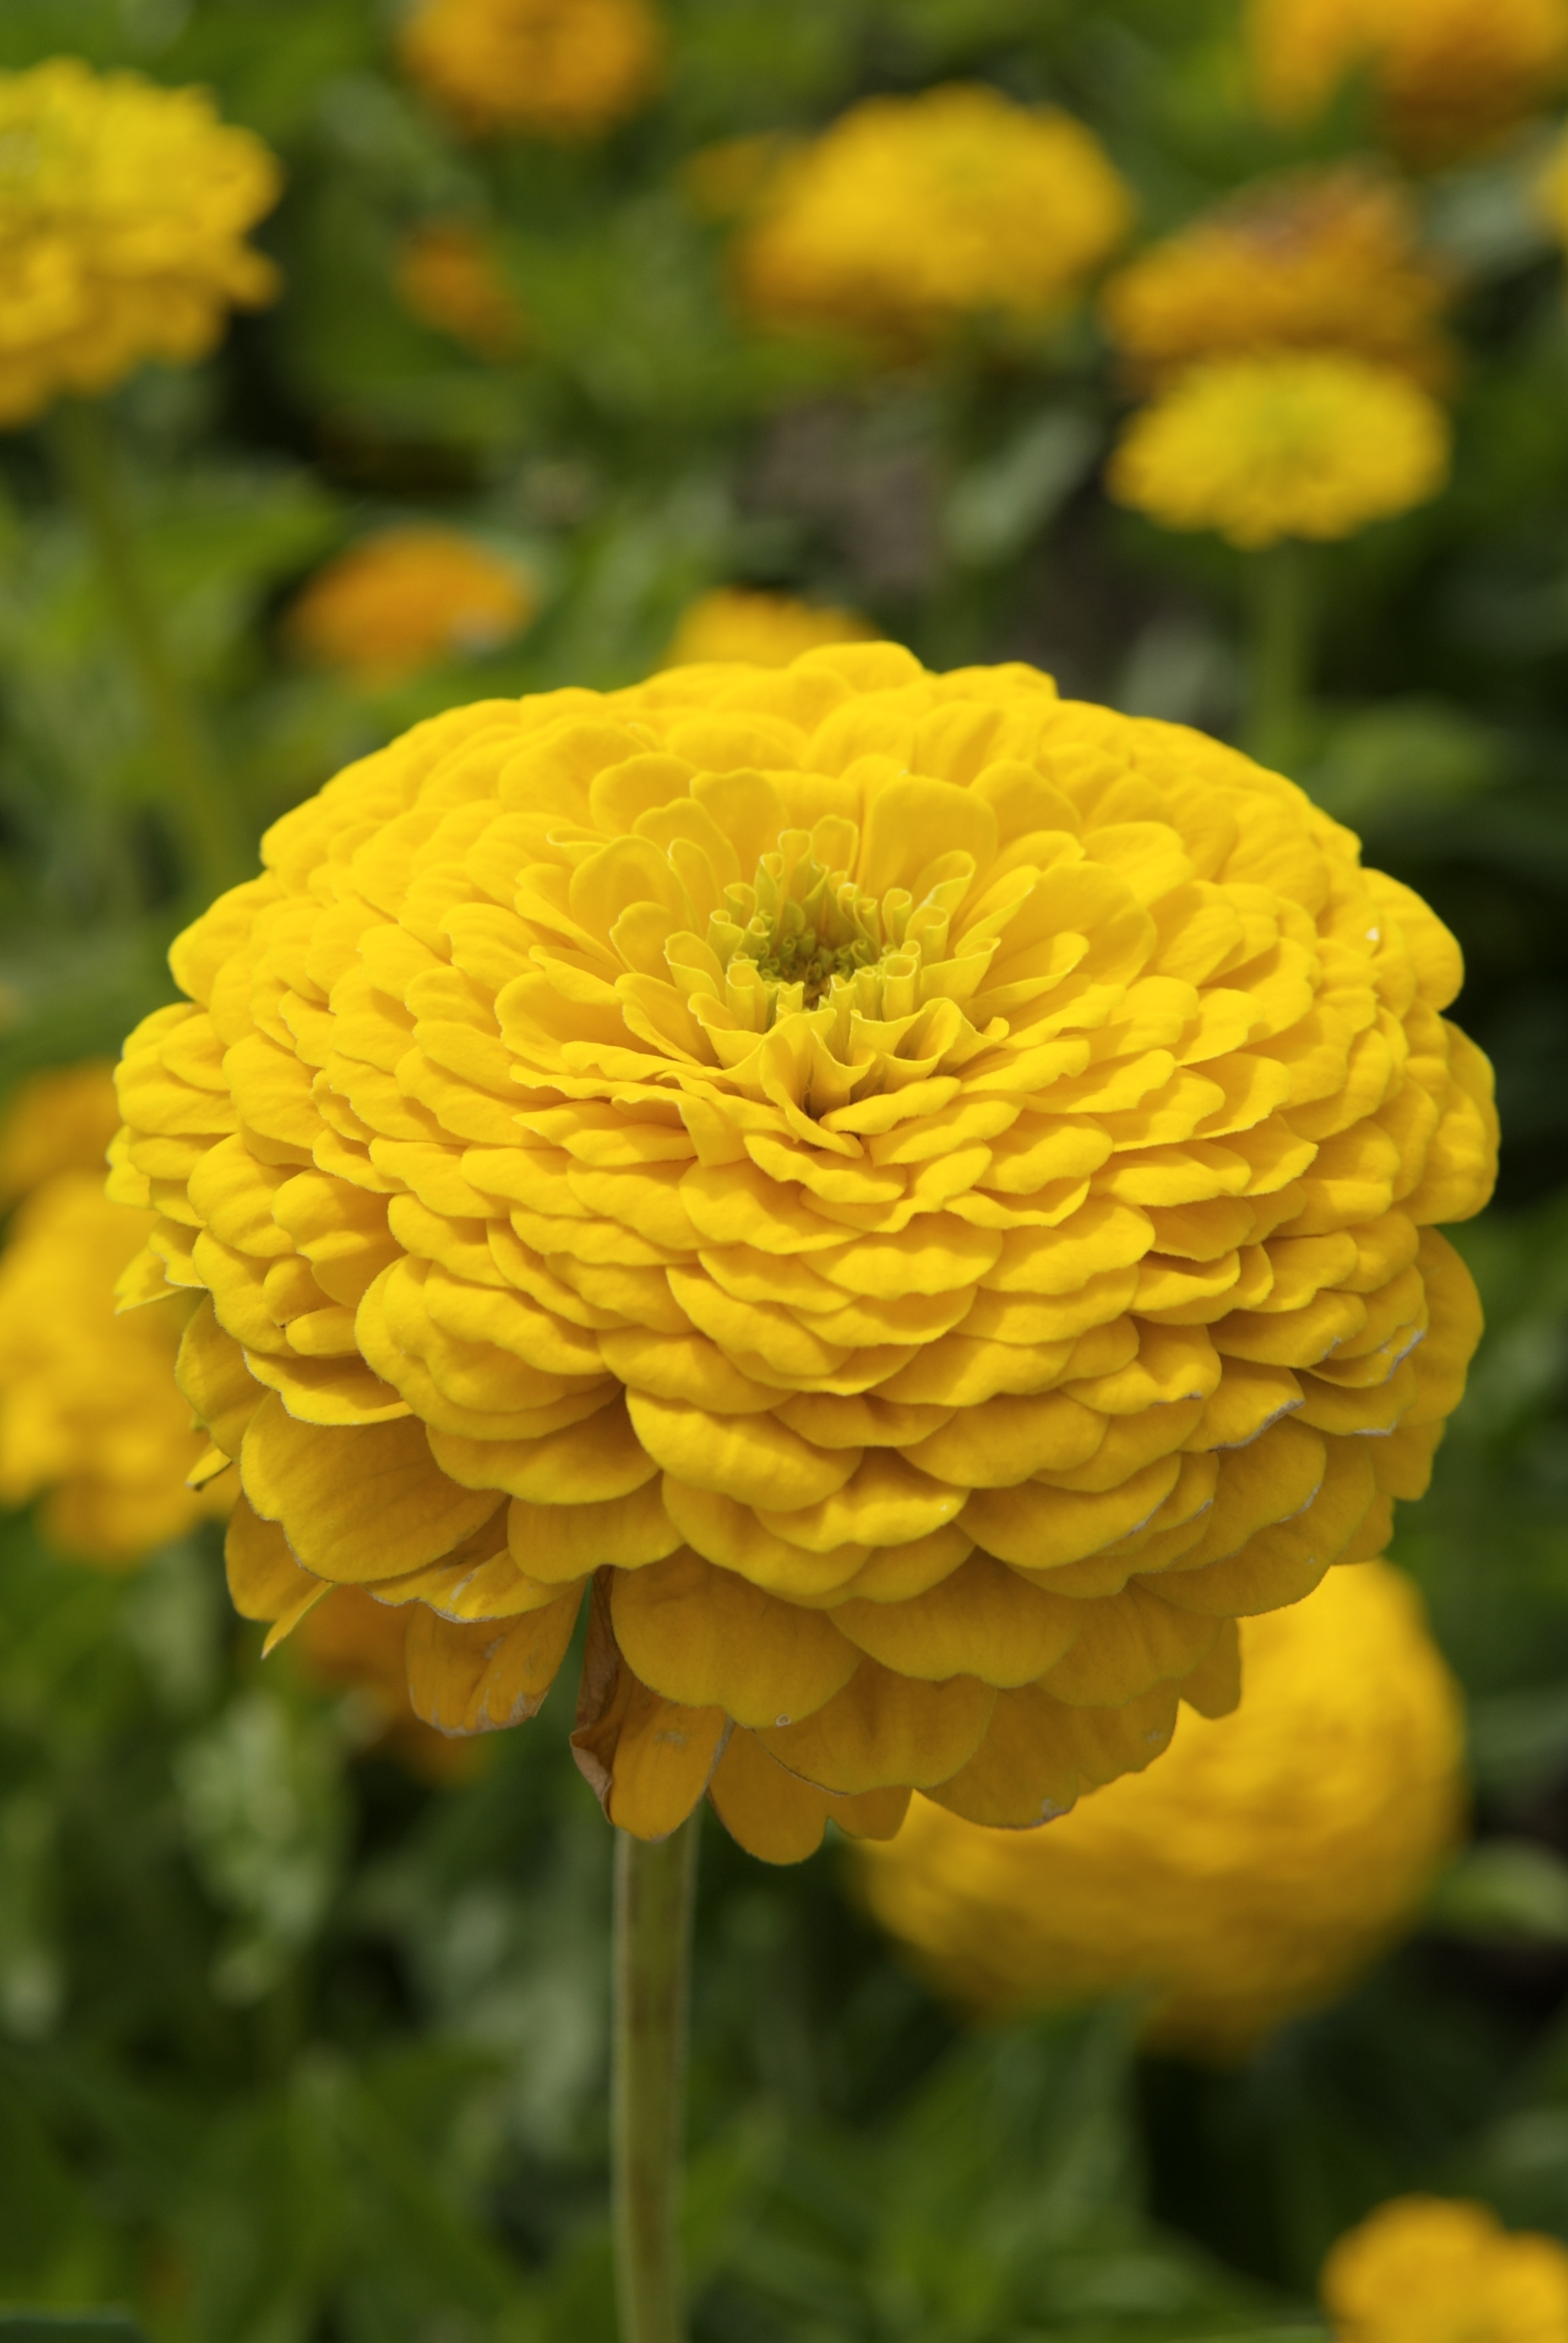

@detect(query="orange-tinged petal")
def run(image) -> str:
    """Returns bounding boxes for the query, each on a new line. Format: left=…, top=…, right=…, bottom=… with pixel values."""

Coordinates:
left=835, top=1552, right=1082, bottom=1686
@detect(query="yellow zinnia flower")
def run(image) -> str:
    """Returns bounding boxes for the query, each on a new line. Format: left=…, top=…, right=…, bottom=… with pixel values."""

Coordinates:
left=0, top=1066, right=225, bottom=1563
left=396, top=221, right=525, bottom=358
left=285, top=529, right=538, bottom=686
left=1249, top=0, right=1568, bottom=163
left=734, top=85, right=1133, bottom=350
left=858, top=1561, right=1463, bottom=2052
left=0, top=58, right=280, bottom=428
left=663, top=589, right=879, bottom=670
left=1322, top=2196, right=1568, bottom=2341
left=1109, top=354, right=1451, bottom=549
left=399, top=0, right=663, bottom=141
left=1102, top=168, right=1455, bottom=390
left=111, top=644, right=1496, bottom=1859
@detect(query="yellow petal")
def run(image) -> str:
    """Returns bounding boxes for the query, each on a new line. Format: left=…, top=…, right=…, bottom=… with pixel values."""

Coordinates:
left=834, top=1553, right=1082, bottom=1687
left=1042, top=1582, right=1222, bottom=1706
left=242, top=1393, right=501, bottom=1582
left=756, top=1451, right=965, bottom=1552
left=923, top=1680, right=1180, bottom=1827
left=963, top=1455, right=1183, bottom=1572
left=429, top=1393, right=656, bottom=1501
left=406, top=1588, right=583, bottom=1734
left=756, top=1660, right=996, bottom=1794
left=610, top=1548, right=859, bottom=1728
left=660, top=1476, right=870, bottom=1598
left=177, top=1296, right=268, bottom=1458
left=571, top=1583, right=729, bottom=1838
left=707, top=1730, right=834, bottom=1863
left=627, top=1392, right=860, bottom=1509
left=225, top=1495, right=324, bottom=1635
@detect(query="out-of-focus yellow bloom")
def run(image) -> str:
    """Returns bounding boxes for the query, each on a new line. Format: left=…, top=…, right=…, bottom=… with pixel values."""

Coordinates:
left=0, top=1060, right=123, bottom=1205
left=734, top=85, right=1133, bottom=349
left=1537, top=126, right=1568, bottom=259
left=399, top=0, right=663, bottom=141
left=1322, top=2195, right=1568, bottom=2341
left=1102, top=170, right=1455, bottom=390
left=663, top=588, right=879, bottom=669
left=0, top=1064, right=224, bottom=1561
left=292, top=1586, right=482, bottom=1780
left=285, top=528, right=537, bottom=684
left=396, top=221, right=524, bottom=358
left=1109, top=354, right=1451, bottom=549
left=0, top=58, right=280, bottom=428
left=1249, top=0, right=1568, bottom=163
left=858, top=1562, right=1463, bottom=2053
left=113, top=645, right=1495, bottom=1857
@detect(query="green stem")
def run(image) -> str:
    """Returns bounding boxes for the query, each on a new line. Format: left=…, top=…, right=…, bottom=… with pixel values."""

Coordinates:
left=51, top=397, right=248, bottom=901
left=613, top=1813, right=699, bottom=2343
left=1245, top=537, right=1313, bottom=778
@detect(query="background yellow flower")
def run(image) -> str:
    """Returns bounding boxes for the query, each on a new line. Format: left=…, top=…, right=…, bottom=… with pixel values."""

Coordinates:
left=858, top=1561, right=1464, bottom=2055
left=662, top=587, right=879, bottom=668
left=0, top=57, right=280, bottom=427
left=1102, top=168, right=1455, bottom=389
left=1249, top=0, right=1568, bottom=162
left=1322, top=2195, right=1568, bottom=2341
left=399, top=0, right=664, bottom=141
left=112, top=645, right=1495, bottom=1859
left=284, top=528, right=537, bottom=684
left=734, top=85, right=1133, bottom=348
left=1109, top=353, right=1451, bottom=548
left=395, top=221, right=525, bottom=358
left=0, top=1066, right=225, bottom=1562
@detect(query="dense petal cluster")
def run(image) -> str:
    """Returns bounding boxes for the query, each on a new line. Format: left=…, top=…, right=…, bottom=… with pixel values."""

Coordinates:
left=1322, top=2197, right=1568, bottom=2341
left=0, top=1067, right=225, bottom=1562
left=399, top=0, right=663, bottom=141
left=0, top=58, right=280, bottom=427
left=1109, top=355, right=1451, bottom=548
left=733, top=86, right=1133, bottom=348
left=286, top=531, right=537, bottom=685
left=112, top=645, right=1495, bottom=1856
left=396, top=222, right=524, bottom=358
left=857, top=1561, right=1463, bottom=2052
left=663, top=590, right=878, bottom=670
left=1248, top=0, right=1568, bottom=162
left=1102, top=169, right=1455, bottom=390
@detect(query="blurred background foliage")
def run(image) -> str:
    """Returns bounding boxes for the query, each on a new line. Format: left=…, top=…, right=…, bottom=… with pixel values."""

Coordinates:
left=3, top=0, right=1568, bottom=2336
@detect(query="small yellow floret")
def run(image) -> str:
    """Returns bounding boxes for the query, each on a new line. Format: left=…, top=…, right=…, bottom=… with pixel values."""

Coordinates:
left=0, top=57, right=280, bottom=427
left=1102, top=168, right=1454, bottom=389
left=1322, top=2195, right=1568, bottom=2342
left=399, top=0, right=663, bottom=141
left=858, top=1561, right=1463, bottom=2054
left=113, top=645, right=1497, bottom=1861
left=663, top=589, right=879, bottom=669
left=285, top=528, right=537, bottom=684
left=1109, top=353, right=1450, bottom=549
left=396, top=221, right=524, bottom=357
left=0, top=1064, right=226, bottom=1562
left=734, top=84, right=1133, bottom=348
left=1249, top=0, right=1568, bottom=162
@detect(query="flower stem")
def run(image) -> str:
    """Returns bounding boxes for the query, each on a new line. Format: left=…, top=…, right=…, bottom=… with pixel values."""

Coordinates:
left=1245, top=537, right=1313, bottom=778
left=613, top=1813, right=699, bottom=2343
left=51, top=397, right=248, bottom=901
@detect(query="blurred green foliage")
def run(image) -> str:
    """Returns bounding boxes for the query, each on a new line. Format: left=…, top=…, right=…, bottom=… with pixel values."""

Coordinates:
left=3, top=0, right=1568, bottom=2336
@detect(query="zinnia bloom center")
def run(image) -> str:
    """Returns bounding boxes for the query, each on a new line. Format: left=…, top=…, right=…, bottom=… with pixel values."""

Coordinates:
left=706, top=818, right=980, bottom=1034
